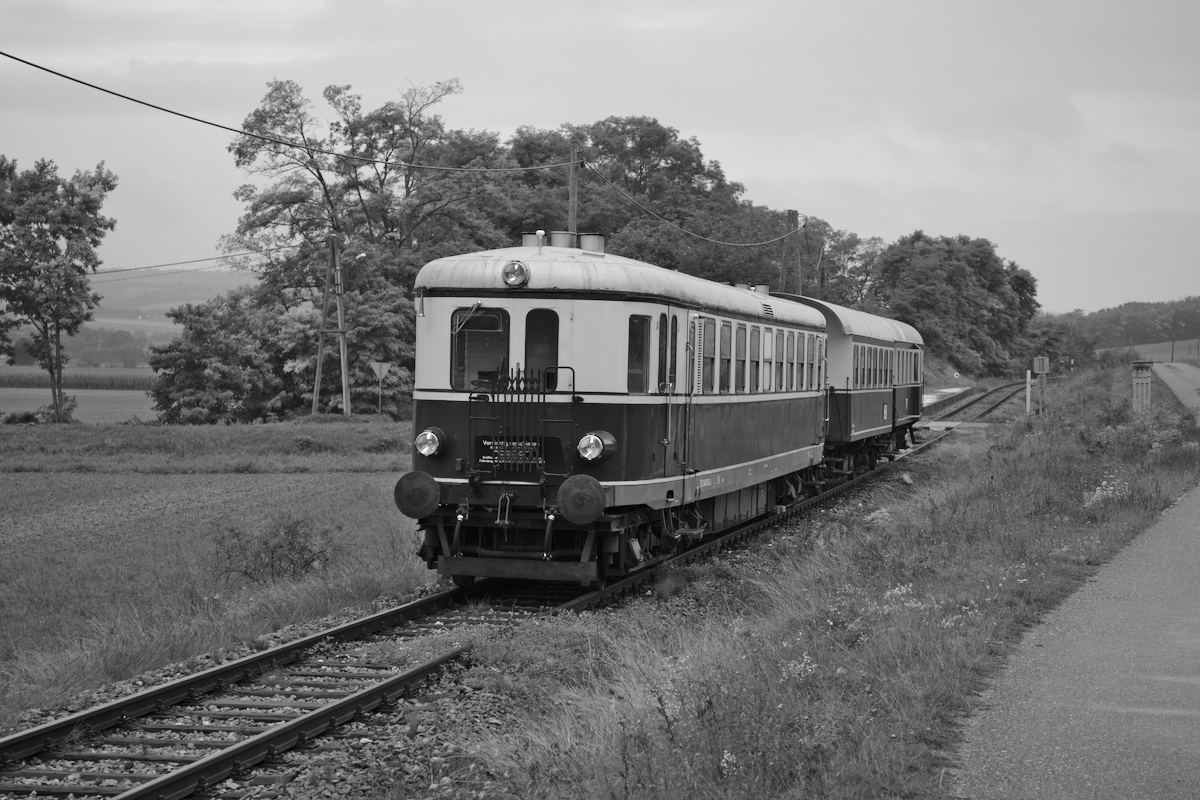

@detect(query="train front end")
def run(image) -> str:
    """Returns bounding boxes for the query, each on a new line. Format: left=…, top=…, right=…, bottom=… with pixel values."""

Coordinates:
left=394, top=235, right=671, bottom=586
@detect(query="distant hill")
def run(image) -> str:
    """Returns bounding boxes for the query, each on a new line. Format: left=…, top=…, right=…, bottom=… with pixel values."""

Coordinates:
left=88, top=268, right=255, bottom=335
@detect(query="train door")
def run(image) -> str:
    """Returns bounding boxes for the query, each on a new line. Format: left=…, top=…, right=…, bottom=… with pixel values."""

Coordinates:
left=657, top=307, right=683, bottom=479
left=681, top=312, right=704, bottom=501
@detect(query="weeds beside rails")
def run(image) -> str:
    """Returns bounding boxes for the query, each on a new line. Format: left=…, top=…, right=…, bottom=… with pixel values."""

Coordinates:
left=453, top=366, right=1200, bottom=800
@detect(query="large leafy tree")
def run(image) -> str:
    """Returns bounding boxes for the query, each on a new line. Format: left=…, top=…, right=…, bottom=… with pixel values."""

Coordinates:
left=0, top=156, right=117, bottom=421
left=870, top=231, right=1040, bottom=375
left=787, top=217, right=885, bottom=307
left=154, top=79, right=503, bottom=422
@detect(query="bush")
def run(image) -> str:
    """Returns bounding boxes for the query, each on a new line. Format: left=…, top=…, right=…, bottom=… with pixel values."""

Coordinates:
left=6, top=397, right=81, bottom=424
left=214, top=514, right=342, bottom=586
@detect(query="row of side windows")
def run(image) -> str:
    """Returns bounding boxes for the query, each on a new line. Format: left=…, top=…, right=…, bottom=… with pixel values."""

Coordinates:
left=852, top=344, right=923, bottom=389
left=897, top=348, right=923, bottom=385
left=696, top=316, right=824, bottom=395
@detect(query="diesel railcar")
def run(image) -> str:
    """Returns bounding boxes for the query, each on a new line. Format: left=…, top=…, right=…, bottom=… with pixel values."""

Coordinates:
left=394, top=233, right=840, bottom=586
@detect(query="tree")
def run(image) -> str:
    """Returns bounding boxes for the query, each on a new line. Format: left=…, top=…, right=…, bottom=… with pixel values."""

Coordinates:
left=152, top=79, right=507, bottom=422
left=149, top=286, right=312, bottom=423
left=223, top=79, right=510, bottom=304
left=793, top=218, right=885, bottom=307
left=0, top=156, right=117, bottom=421
left=870, top=231, right=1040, bottom=375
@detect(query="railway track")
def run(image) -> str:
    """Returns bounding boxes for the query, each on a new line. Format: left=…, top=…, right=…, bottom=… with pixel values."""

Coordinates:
left=0, top=583, right=583, bottom=800
left=0, top=383, right=1022, bottom=800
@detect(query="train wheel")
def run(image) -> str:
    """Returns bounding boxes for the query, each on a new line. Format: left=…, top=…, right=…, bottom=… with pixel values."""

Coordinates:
left=452, top=575, right=475, bottom=588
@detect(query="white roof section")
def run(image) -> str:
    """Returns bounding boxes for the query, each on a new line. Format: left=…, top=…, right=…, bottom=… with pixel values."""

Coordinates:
left=780, top=296, right=924, bottom=346
left=416, top=245, right=827, bottom=330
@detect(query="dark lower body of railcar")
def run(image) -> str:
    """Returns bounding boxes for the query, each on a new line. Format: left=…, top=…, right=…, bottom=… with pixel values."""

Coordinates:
left=397, top=392, right=826, bottom=585
left=822, top=386, right=921, bottom=476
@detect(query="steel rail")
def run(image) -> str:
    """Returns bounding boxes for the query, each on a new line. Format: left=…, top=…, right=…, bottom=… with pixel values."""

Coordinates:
left=109, top=647, right=467, bottom=800
left=0, top=586, right=464, bottom=766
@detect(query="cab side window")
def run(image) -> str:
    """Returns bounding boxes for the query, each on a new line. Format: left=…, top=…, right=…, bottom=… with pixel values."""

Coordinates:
left=451, top=307, right=509, bottom=390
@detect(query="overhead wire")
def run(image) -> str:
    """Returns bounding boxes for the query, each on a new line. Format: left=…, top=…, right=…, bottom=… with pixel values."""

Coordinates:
left=1, top=48, right=806, bottom=259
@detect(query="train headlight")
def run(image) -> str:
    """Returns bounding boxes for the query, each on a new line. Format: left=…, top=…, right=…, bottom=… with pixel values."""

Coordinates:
left=414, top=427, right=446, bottom=457
left=577, top=430, right=617, bottom=462
left=501, top=260, right=529, bottom=288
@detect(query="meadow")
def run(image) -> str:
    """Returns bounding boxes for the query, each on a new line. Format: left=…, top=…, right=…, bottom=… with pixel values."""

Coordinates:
left=0, top=418, right=427, bottom=728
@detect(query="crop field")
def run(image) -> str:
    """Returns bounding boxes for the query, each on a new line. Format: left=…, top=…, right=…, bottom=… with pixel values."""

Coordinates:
left=0, top=387, right=158, bottom=424
left=0, top=365, right=156, bottom=390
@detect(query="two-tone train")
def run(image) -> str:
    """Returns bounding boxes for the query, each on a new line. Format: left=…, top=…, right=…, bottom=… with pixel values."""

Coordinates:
left=394, top=232, right=923, bottom=586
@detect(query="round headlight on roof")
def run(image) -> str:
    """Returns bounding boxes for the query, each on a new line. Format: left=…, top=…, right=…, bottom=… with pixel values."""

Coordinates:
left=501, top=260, right=529, bottom=288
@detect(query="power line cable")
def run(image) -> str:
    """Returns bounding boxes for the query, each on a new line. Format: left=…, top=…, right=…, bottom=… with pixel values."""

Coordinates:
left=3, top=49, right=809, bottom=252
left=93, top=245, right=301, bottom=275
left=0, top=49, right=577, bottom=174
left=91, top=263, right=241, bottom=285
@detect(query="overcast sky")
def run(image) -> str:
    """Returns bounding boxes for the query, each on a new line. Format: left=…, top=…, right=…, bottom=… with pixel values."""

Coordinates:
left=3, top=0, right=1196, bottom=313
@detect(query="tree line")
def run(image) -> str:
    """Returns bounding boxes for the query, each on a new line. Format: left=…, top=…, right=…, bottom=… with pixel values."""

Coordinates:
left=5, top=78, right=1082, bottom=423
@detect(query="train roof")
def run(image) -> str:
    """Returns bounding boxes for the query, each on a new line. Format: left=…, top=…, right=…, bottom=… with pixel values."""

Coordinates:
left=416, top=245, right=828, bottom=329
left=775, top=295, right=924, bottom=346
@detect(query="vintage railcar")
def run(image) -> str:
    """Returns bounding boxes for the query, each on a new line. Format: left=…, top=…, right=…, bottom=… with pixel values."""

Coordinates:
left=394, top=233, right=833, bottom=586
left=778, top=295, right=924, bottom=474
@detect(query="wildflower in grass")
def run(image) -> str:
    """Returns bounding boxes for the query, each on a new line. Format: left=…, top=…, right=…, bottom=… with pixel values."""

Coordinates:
left=1082, top=475, right=1130, bottom=508
left=780, top=652, right=817, bottom=682
left=719, top=750, right=740, bottom=779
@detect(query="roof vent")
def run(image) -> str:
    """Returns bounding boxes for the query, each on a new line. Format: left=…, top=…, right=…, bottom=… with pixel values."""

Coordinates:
left=579, top=233, right=605, bottom=253
left=549, top=231, right=577, bottom=248
left=762, top=303, right=774, bottom=317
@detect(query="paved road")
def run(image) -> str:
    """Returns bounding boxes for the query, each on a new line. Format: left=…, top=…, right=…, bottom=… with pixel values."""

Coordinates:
left=952, top=363, right=1200, bottom=799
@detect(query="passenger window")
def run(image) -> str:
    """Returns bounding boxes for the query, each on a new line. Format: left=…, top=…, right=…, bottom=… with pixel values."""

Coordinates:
left=735, top=325, right=747, bottom=393
left=525, top=309, right=558, bottom=391
left=628, top=315, right=651, bottom=394
left=786, top=332, right=795, bottom=391
left=451, top=307, right=509, bottom=391
left=763, top=327, right=773, bottom=392
left=750, top=327, right=761, bottom=392
left=719, top=322, right=732, bottom=393
left=774, top=330, right=784, bottom=391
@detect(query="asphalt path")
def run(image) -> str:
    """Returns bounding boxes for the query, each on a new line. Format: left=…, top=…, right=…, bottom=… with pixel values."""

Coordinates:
left=952, top=363, right=1200, bottom=799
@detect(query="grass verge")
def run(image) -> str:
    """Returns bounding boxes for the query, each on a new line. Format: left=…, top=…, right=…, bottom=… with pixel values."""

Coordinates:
left=444, top=366, right=1199, bottom=799
left=0, top=418, right=412, bottom=473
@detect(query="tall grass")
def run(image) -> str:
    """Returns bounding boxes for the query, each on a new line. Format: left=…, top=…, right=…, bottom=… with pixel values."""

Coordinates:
left=453, top=367, right=1200, bottom=799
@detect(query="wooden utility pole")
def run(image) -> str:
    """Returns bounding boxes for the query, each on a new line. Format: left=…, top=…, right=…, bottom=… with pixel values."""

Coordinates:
left=312, top=236, right=351, bottom=417
left=568, top=146, right=579, bottom=234
left=778, top=210, right=801, bottom=293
